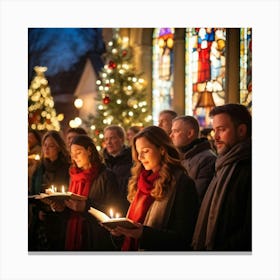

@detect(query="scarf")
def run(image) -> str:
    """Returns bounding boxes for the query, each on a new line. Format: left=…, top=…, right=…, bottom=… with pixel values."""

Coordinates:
left=65, top=165, right=99, bottom=250
left=192, top=139, right=251, bottom=250
left=122, top=169, right=159, bottom=251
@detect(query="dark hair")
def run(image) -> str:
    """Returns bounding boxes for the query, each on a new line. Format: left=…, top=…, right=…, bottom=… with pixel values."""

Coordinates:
left=28, top=129, right=42, bottom=146
left=127, top=126, right=142, bottom=134
left=172, top=115, right=200, bottom=137
left=159, top=109, right=178, bottom=119
left=71, top=135, right=103, bottom=168
left=209, top=103, right=252, bottom=137
left=66, top=127, right=87, bottom=135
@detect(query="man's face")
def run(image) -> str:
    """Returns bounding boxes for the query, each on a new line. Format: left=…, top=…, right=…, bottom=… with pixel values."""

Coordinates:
left=212, top=113, right=241, bottom=155
left=104, top=129, right=124, bottom=156
left=158, top=113, right=173, bottom=135
left=170, top=120, right=192, bottom=148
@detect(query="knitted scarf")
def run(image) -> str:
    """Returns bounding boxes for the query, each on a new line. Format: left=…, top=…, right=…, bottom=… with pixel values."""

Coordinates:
left=122, top=169, right=159, bottom=251
left=192, top=139, right=251, bottom=250
left=65, top=165, right=99, bottom=250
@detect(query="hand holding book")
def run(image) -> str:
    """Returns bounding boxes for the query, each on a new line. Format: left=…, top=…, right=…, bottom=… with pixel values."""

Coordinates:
left=88, top=207, right=138, bottom=230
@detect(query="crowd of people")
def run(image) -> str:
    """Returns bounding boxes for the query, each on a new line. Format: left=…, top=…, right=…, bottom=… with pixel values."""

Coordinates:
left=28, top=103, right=252, bottom=252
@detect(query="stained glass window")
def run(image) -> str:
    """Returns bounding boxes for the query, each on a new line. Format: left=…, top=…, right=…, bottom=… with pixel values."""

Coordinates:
left=185, top=28, right=226, bottom=128
left=152, top=28, right=175, bottom=123
left=240, top=28, right=252, bottom=109
left=152, top=28, right=251, bottom=127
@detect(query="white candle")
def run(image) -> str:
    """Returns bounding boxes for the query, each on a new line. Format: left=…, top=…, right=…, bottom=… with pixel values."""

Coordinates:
left=115, top=213, right=120, bottom=219
left=61, top=185, right=65, bottom=193
left=51, top=185, right=54, bottom=192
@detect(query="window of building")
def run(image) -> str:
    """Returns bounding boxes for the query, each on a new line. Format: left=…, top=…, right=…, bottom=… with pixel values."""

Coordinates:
left=240, top=28, right=252, bottom=109
left=152, top=28, right=175, bottom=123
left=185, top=28, right=226, bottom=127
left=152, top=28, right=252, bottom=127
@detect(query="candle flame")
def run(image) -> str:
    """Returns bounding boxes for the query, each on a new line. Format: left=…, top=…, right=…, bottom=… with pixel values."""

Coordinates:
left=109, top=208, right=113, bottom=218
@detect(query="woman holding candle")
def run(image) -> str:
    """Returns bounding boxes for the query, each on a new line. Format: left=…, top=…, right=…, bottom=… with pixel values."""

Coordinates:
left=29, top=130, right=70, bottom=251
left=57, top=134, right=125, bottom=251
left=108, top=125, right=199, bottom=251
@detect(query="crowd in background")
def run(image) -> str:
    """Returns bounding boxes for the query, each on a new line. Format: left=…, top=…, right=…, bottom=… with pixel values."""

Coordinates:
left=28, top=103, right=252, bottom=252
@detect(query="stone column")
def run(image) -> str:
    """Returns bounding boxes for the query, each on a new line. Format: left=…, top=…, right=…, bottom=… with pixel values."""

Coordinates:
left=225, top=28, right=240, bottom=103
left=172, top=28, right=185, bottom=115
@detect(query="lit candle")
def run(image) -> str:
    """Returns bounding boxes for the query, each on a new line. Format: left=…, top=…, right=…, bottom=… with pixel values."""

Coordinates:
left=35, top=154, right=40, bottom=160
left=109, top=208, right=114, bottom=218
left=115, top=213, right=120, bottom=219
left=54, top=186, right=57, bottom=192
left=51, top=185, right=54, bottom=192
left=61, top=185, right=65, bottom=193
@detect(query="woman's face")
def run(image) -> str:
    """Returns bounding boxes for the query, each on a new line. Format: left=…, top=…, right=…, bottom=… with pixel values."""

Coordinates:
left=70, top=144, right=91, bottom=170
left=42, top=136, right=59, bottom=162
left=135, top=137, right=162, bottom=173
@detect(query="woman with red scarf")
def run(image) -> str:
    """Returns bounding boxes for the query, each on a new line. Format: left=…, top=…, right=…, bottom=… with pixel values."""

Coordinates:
left=108, top=126, right=199, bottom=251
left=51, top=135, right=125, bottom=251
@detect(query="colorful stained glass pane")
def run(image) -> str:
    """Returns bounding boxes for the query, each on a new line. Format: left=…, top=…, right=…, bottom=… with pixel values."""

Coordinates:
left=152, top=28, right=175, bottom=123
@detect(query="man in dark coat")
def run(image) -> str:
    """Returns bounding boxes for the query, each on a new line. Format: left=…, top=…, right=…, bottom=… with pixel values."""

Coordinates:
left=103, top=125, right=133, bottom=212
left=192, top=103, right=252, bottom=251
left=170, top=115, right=216, bottom=203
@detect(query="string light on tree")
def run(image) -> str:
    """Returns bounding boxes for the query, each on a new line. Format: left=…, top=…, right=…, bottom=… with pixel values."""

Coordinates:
left=83, top=29, right=152, bottom=150
left=28, top=66, right=63, bottom=131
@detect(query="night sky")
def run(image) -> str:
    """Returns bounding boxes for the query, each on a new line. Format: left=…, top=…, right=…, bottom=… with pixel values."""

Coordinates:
left=28, top=28, right=106, bottom=94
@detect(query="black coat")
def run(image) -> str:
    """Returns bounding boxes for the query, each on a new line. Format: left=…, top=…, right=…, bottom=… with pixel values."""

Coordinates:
left=139, top=169, right=199, bottom=251
left=103, top=146, right=132, bottom=211
left=213, top=158, right=251, bottom=251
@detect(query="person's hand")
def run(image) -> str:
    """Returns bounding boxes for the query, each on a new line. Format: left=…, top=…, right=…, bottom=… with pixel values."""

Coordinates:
left=49, top=201, right=65, bottom=212
left=109, top=223, right=143, bottom=239
left=65, top=199, right=86, bottom=212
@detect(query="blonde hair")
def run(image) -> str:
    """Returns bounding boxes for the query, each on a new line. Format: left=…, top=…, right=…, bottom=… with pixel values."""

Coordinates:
left=127, top=126, right=185, bottom=202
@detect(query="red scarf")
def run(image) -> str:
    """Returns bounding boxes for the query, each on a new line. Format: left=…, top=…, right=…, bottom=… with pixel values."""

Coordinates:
left=122, top=169, right=158, bottom=251
left=65, top=165, right=99, bottom=250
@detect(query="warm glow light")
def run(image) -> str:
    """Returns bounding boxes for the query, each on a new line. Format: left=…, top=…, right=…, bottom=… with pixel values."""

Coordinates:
left=122, top=37, right=129, bottom=48
left=74, top=117, right=82, bottom=126
left=74, top=98, right=83, bottom=109
left=109, top=208, right=113, bottom=218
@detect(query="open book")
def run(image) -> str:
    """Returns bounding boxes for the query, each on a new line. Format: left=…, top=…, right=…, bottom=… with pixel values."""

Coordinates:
left=88, top=207, right=137, bottom=230
left=29, top=192, right=87, bottom=202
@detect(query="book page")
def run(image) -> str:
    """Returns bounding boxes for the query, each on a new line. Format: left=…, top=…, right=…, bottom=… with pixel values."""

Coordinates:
left=88, top=207, right=110, bottom=223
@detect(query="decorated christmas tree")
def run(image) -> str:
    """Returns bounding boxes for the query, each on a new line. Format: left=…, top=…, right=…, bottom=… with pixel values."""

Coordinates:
left=83, top=30, right=152, bottom=150
left=28, top=66, right=63, bottom=131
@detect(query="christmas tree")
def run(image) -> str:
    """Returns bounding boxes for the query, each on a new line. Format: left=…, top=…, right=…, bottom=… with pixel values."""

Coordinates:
left=28, top=66, right=63, bottom=131
left=83, top=30, right=152, bottom=150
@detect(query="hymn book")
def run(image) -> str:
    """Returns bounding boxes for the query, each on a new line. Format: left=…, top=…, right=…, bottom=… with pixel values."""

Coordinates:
left=29, top=192, right=87, bottom=202
left=88, top=207, right=137, bottom=230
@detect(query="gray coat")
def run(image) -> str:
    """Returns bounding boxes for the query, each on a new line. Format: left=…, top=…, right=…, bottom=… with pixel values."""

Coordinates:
left=181, top=138, right=216, bottom=203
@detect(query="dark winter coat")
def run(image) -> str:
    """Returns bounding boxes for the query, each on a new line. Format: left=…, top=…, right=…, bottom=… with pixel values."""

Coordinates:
left=180, top=138, right=217, bottom=203
left=29, top=157, right=70, bottom=251
left=103, top=145, right=132, bottom=211
left=138, top=169, right=199, bottom=251
left=192, top=139, right=252, bottom=251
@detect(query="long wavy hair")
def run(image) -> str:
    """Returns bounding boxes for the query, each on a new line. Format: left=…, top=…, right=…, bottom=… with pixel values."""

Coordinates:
left=41, top=130, right=70, bottom=164
left=127, top=125, right=186, bottom=202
